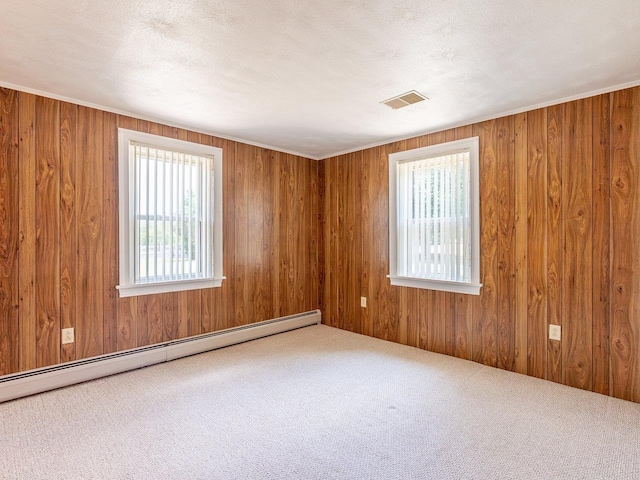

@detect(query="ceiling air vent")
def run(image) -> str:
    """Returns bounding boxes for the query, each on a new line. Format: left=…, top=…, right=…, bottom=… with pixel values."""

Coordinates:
left=381, top=90, right=428, bottom=110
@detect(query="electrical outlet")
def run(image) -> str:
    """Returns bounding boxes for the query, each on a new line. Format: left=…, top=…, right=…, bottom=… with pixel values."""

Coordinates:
left=549, top=324, right=561, bottom=341
left=360, top=296, right=367, bottom=308
left=62, top=328, right=74, bottom=345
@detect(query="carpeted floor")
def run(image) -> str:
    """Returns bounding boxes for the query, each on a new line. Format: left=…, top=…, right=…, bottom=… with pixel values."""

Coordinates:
left=1, top=324, right=639, bottom=479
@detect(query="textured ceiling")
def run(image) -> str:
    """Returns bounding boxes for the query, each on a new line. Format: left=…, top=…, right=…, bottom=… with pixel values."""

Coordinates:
left=1, top=1, right=639, bottom=159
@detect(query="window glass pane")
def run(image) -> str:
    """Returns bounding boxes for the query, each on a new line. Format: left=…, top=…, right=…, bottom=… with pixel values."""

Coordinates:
left=399, top=151, right=470, bottom=282
left=133, top=144, right=213, bottom=285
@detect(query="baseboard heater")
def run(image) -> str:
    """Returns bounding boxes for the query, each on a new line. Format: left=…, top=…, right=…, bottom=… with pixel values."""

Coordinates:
left=0, top=310, right=321, bottom=404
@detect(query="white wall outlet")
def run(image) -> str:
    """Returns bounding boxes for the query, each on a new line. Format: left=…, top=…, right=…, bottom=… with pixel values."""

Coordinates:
left=62, top=328, right=75, bottom=345
left=360, top=296, right=367, bottom=308
left=549, top=324, right=561, bottom=341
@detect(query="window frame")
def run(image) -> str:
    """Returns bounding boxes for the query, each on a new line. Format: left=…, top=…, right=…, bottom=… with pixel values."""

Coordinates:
left=388, top=136, right=482, bottom=295
left=116, top=128, right=225, bottom=298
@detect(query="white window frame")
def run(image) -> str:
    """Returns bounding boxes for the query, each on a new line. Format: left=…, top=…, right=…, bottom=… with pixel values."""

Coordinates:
left=388, top=137, right=482, bottom=295
left=116, top=128, right=225, bottom=298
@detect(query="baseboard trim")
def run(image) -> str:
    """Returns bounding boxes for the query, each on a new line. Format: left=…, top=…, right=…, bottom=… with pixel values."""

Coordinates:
left=0, top=310, right=321, bottom=403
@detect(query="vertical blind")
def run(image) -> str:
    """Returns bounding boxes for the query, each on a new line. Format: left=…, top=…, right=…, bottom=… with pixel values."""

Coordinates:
left=397, top=150, right=471, bottom=282
left=132, top=143, right=214, bottom=284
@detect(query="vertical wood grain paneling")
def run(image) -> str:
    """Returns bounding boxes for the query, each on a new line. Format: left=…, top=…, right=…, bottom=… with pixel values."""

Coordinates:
left=610, top=88, right=640, bottom=402
left=262, top=148, right=276, bottom=320
left=287, top=154, right=300, bottom=315
left=117, top=295, right=137, bottom=352
left=513, top=112, right=528, bottom=375
left=310, top=160, right=320, bottom=312
left=270, top=150, right=283, bottom=319
left=318, top=159, right=326, bottom=320
left=35, top=96, right=60, bottom=368
left=526, top=108, right=548, bottom=379
left=102, top=112, right=118, bottom=353
left=340, top=151, right=362, bottom=333
left=221, top=138, right=237, bottom=330
left=496, top=116, right=516, bottom=371
left=324, top=157, right=338, bottom=328
left=137, top=294, right=162, bottom=347
left=0, top=88, right=19, bottom=375
left=473, top=120, right=499, bottom=367
left=562, top=99, right=593, bottom=390
left=18, top=92, right=36, bottom=372
left=320, top=86, right=640, bottom=403
left=60, top=102, right=77, bottom=363
left=3, top=86, right=318, bottom=378
left=546, top=104, right=563, bottom=383
left=252, top=147, right=267, bottom=321
left=276, top=152, right=290, bottom=319
left=234, top=142, right=250, bottom=326
left=5, top=83, right=640, bottom=405
left=76, top=106, right=104, bottom=359
left=592, top=94, right=611, bottom=396
left=292, top=153, right=307, bottom=314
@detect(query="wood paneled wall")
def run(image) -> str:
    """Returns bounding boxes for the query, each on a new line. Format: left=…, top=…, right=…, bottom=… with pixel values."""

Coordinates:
left=320, top=87, right=640, bottom=402
left=0, top=87, right=320, bottom=376
left=2, top=84, right=640, bottom=404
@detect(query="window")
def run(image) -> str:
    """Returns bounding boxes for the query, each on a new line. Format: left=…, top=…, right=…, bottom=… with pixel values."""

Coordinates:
left=117, top=129, right=224, bottom=297
left=388, top=137, right=481, bottom=295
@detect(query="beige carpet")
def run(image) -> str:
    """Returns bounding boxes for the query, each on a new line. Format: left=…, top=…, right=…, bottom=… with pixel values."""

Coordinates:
left=1, top=325, right=639, bottom=480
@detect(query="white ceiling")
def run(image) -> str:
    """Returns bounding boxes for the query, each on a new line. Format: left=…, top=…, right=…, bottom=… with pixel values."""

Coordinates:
left=1, top=1, right=639, bottom=159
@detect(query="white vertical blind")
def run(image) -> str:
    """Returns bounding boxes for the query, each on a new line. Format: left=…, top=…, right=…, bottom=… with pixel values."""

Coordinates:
left=132, top=143, right=214, bottom=284
left=398, top=150, right=471, bottom=283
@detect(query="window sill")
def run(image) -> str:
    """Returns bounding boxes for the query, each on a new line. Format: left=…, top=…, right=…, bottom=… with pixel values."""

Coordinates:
left=387, top=275, right=482, bottom=295
left=117, top=277, right=226, bottom=298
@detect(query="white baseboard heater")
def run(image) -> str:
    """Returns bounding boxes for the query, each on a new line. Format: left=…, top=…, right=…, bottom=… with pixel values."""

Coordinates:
left=0, top=310, right=321, bottom=404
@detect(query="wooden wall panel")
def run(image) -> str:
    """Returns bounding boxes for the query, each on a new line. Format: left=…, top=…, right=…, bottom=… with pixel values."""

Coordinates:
left=0, top=88, right=19, bottom=375
left=320, top=86, right=640, bottom=402
left=103, top=112, right=119, bottom=354
left=310, top=160, right=320, bottom=312
left=513, top=113, right=528, bottom=374
left=610, top=88, right=640, bottom=402
left=18, top=92, right=36, bottom=372
left=322, top=157, right=338, bottom=328
left=473, top=120, right=498, bottom=367
left=234, top=142, right=250, bottom=326
left=292, top=153, right=306, bottom=314
left=35, top=96, right=60, bottom=368
left=526, top=108, right=548, bottom=379
left=592, top=94, right=611, bottom=396
left=371, top=144, right=399, bottom=342
left=562, top=99, right=593, bottom=390
left=60, top=102, right=78, bottom=363
left=546, top=104, right=563, bottom=383
left=4, top=83, right=640, bottom=405
left=76, top=107, right=104, bottom=359
left=496, top=116, right=516, bottom=371
left=0, top=88, right=319, bottom=377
